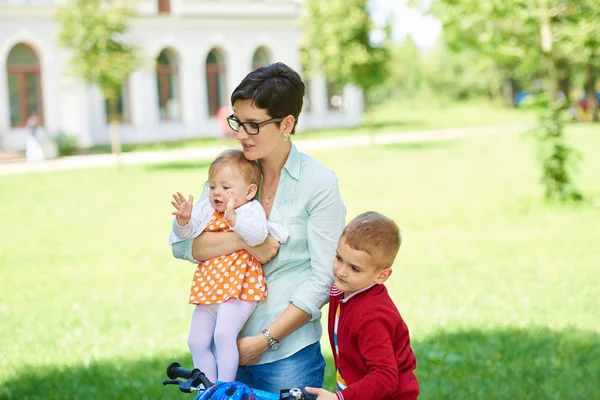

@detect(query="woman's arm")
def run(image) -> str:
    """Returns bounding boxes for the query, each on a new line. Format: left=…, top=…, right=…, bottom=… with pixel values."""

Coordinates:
left=288, top=171, right=346, bottom=320
left=190, top=231, right=281, bottom=263
left=238, top=303, right=310, bottom=365
left=190, top=232, right=246, bottom=261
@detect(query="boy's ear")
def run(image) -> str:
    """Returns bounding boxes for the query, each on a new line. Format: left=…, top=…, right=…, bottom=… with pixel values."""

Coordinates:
left=375, top=268, right=393, bottom=285
left=246, top=183, right=258, bottom=200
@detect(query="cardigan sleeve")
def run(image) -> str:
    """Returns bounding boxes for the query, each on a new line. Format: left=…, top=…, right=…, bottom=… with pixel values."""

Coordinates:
left=171, top=198, right=211, bottom=241
left=230, top=200, right=269, bottom=247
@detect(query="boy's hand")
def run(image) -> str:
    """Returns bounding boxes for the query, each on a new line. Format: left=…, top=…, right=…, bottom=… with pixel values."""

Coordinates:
left=171, top=192, right=193, bottom=226
left=305, top=387, right=338, bottom=400
left=224, top=189, right=237, bottom=227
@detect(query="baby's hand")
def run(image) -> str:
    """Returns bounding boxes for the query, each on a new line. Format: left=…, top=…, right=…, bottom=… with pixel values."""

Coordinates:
left=304, top=387, right=338, bottom=400
left=224, top=189, right=237, bottom=226
left=171, top=192, right=193, bottom=226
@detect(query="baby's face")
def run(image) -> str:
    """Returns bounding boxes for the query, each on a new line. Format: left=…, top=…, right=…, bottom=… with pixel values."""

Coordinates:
left=208, top=165, right=252, bottom=212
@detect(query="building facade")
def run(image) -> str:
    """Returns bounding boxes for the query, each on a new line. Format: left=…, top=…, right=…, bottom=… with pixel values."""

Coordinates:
left=0, top=0, right=363, bottom=151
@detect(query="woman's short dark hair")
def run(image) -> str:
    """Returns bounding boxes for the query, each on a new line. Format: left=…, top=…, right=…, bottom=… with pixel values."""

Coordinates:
left=231, top=62, right=305, bottom=134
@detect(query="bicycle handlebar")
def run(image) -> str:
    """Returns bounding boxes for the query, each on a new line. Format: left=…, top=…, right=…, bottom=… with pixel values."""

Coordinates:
left=163, top=361, right=307, bottom=399
left=167, top=362, right=195, bottom=380
left=163, top=362, right=214, bottom=393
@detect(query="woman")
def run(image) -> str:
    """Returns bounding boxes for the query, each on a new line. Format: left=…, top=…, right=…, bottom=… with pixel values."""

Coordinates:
left=172, top=62, right=346, bottom=394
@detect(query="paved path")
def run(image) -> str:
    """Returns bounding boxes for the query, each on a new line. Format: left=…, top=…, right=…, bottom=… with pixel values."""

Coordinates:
left=0, top=124, right=528, bottom=176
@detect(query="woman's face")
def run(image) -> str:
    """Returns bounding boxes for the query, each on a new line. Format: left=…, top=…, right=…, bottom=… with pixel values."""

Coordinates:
left=232, top=99, right=293, bottom=161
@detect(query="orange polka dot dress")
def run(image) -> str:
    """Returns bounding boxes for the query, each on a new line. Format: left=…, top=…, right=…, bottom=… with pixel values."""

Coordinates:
left=189, top=210, right=267, bottom=305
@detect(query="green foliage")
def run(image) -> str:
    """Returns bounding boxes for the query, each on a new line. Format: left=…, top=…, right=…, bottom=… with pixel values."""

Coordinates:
left=301, top=0, right=391, bottom=105
left=55, top=0, right=140, bottom=118
left=387, top=36, right=422, bottom=100
left=428, top=0, right=541, bottom=80
left=422, top=0, right=600, bottom=201
left=376, top=38, right=503, bottom=103
left=527, top=97, right=583, bottom=202
left=421, top=44, right=500, bottom=101
left=53, top=132, right=79, bottom=157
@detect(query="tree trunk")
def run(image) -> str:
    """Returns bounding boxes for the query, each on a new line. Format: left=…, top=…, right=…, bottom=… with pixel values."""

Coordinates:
left=556, top=59, right=571, bottom=103
left=559, top=76, right=570, bottom=103
left=363, top=89, right=375, bottom=145
left=107, top=96, right=123, bottom=163
left=585, top=64, right=598, bottom=122
left=502, top=77, right=517, bottom=108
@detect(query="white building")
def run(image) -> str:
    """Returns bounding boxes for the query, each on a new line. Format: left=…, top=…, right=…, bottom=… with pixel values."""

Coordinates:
left=0, top=0, right=363, bottom=151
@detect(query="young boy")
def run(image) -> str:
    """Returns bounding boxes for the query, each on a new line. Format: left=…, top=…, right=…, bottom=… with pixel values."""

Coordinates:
left=305, top=212, right=419, bottom=400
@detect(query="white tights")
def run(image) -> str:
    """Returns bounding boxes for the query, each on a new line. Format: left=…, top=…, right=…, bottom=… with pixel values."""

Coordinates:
left=187, top=298, right=256, bottom=382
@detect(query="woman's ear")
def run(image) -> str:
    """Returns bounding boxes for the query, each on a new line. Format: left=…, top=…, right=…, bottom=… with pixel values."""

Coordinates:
left=246, top=183, right=258, bottom=200
left=282, top=115, right=295, bottom=135
left=375, top=268, right=393, bottom=285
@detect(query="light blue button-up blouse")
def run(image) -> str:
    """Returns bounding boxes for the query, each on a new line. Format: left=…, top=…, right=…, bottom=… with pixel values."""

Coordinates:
left=171, top=143, right=346, bottom=365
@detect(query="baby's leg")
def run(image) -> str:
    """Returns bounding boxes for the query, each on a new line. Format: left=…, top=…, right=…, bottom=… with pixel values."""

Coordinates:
left=214, top=299, right=257, bottom=382
left=188, top=305, right=217, bottom=382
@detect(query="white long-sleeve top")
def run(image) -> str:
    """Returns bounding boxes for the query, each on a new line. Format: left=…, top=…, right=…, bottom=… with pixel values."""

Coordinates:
left=169, top=199, right=289, bottom=247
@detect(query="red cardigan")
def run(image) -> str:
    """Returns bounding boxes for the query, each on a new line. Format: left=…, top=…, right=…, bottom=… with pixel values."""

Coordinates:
left=328, top=284, right=419, bottom=400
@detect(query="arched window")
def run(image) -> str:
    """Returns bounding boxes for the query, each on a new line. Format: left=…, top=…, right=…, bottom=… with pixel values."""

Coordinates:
left=206, top=49, right=226, bottom=117
left=156, top=49, right=180, bottom=121
left=252, top=47, right=270, bottom=71
left=6, top=43, right=43, bottom=127
left=158, top=0, right=170, bottom=14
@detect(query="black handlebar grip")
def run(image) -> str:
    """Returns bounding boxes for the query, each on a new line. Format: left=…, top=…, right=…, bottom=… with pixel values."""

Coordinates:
left=167, top=362, right=193, bottom=379
left=193, top=370, right=215, bottom=389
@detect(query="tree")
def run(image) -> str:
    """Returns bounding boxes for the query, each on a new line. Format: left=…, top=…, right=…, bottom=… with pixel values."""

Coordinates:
left=388, top=36, right=422, bottom=102
left=423, top=0, right=589, bottom=201
left=556, top=0, right=600, bottom=122
left=427, top=0, right=541, bottom=107
left=301, top=0, right=391, bottom=128
left=56, top=0, right=140, bottom=158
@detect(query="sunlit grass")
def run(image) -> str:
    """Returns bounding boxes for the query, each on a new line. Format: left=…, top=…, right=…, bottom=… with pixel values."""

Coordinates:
left=0, top=124, right=598, bottom=399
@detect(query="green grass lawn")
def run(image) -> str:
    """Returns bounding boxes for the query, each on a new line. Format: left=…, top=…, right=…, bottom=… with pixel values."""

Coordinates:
left=1, top=124, right=598, bottom=399
left=83, top=100, right=537, bottom=154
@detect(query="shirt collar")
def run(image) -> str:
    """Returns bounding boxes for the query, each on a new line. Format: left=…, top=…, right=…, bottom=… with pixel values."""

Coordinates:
left=341, top=283, right=377, bottom=303
left=282, top=143, right=301, bottom=181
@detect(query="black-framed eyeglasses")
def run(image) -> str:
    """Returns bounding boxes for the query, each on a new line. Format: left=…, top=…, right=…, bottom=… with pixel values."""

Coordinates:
left=226, top=114, right=284, bottom=135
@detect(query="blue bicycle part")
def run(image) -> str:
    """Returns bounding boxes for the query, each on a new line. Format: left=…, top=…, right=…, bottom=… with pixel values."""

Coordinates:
left=163, top=362, right=307, bottom=400
left=195, top=381, right=256, bottom=400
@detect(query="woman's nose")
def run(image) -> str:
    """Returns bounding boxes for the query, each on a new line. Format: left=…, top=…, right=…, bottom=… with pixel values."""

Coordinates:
left=236, top=127, right=249, bottom=140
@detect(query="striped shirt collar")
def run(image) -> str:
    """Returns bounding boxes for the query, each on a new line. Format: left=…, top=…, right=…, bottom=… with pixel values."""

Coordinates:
left=340, top=283, right=377, bottom=303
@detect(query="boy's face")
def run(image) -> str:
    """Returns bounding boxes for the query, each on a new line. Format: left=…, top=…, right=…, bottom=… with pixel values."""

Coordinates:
left=208, top=165, right=256, bottom=213
left=333, top=237, right=392, bottom=296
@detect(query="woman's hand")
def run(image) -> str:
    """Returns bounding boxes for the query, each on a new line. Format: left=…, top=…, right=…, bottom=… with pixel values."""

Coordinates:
left=304, top=387, right=338, bottom=400
left=246, top=234, right=280, bottom=264
left=237, top=334, right=269, bottom=366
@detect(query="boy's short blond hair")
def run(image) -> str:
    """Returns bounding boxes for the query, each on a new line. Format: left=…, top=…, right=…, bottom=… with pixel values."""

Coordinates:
left=341, top=211, right=401, bottom=269
left=208, top=149, right=261, bottom=187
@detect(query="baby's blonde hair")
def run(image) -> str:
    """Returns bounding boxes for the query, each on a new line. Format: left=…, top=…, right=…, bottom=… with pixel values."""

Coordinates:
left=208, top=150, right=261, bottom=187
left=342, top=212, right=401, bottom=269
